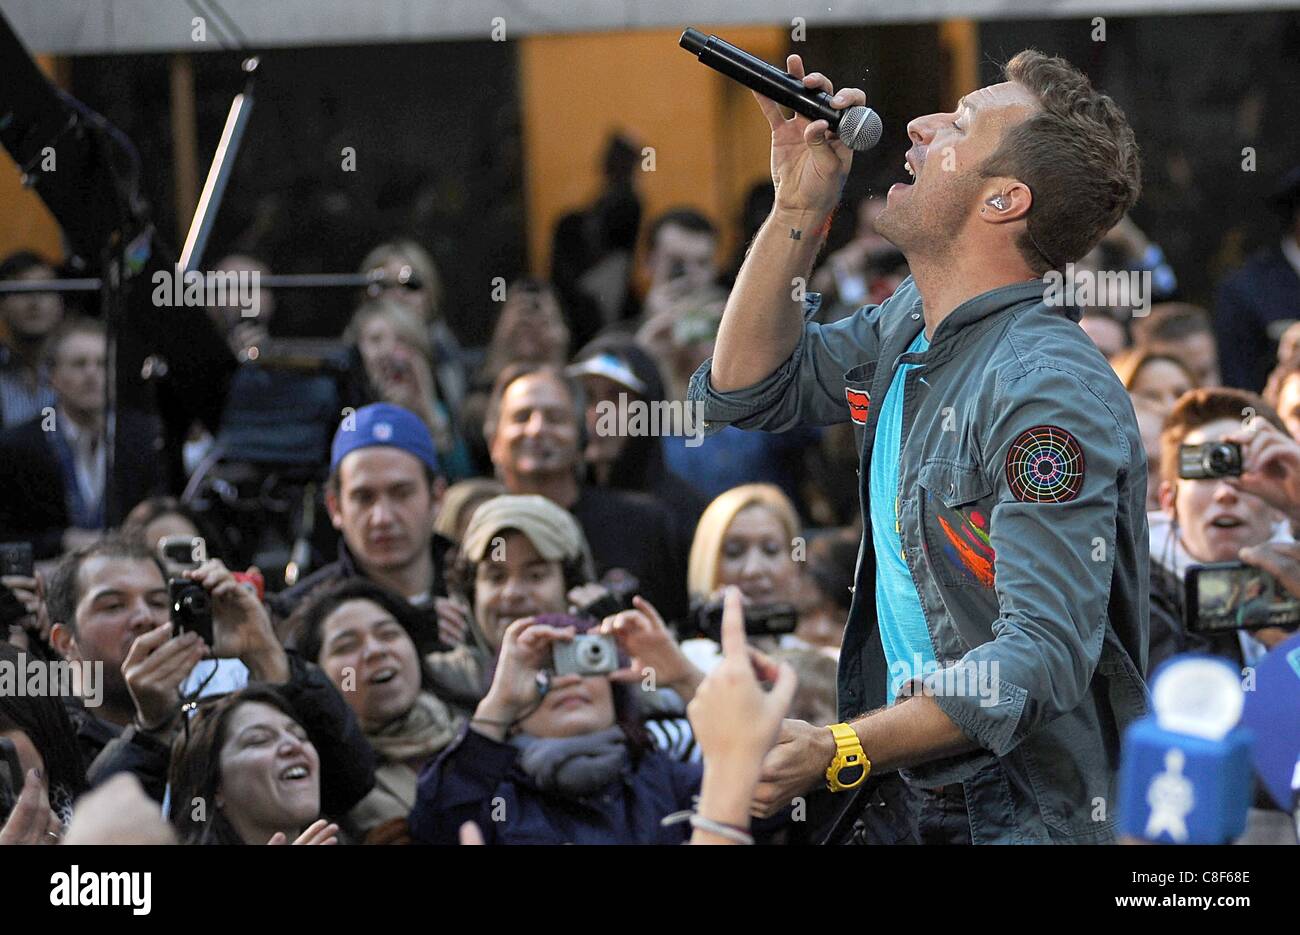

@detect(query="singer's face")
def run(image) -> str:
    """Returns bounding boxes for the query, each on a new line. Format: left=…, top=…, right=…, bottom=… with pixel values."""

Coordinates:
left=875, top=81, right=1038, bottom=255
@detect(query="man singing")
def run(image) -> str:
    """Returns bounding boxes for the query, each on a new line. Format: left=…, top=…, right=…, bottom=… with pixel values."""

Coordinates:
left=688, top=50, right=1149, bottom=843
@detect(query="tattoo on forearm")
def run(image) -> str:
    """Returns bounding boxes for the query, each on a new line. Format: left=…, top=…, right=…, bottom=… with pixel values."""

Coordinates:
left=789, top=228, right=802, bottom=240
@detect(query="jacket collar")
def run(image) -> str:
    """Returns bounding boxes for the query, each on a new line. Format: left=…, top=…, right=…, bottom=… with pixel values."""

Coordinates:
left=929, top=278, right=1052, bottom=344
left=336, top=531, right=455, bottom=591
left=905, top=278, right=1052, bottom=369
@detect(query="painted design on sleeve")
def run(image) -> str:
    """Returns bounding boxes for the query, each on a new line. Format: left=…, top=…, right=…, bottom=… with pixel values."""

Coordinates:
left=1004, top=425, right=1086, bottom=503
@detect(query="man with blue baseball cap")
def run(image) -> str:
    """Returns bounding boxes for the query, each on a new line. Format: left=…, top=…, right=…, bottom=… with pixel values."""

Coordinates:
left=269, top=404, right=463, bottom=643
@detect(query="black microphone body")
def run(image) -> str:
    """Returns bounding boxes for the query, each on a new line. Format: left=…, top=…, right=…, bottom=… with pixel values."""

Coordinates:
left=679, top=27, right=881, bottom=152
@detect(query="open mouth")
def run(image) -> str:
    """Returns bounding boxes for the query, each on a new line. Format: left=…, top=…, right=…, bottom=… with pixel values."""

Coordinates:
left=549, top=689, right=591, bottom=710
left=279, top=763, right=311, bottom=782
left=369, top=666, right=398, bottom=685
left=1209, top=516, right=1245, bottom=529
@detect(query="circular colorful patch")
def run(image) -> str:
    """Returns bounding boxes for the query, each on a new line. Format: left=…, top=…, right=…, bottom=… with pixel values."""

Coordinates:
left=1005, top=425, right=1085, bottom=503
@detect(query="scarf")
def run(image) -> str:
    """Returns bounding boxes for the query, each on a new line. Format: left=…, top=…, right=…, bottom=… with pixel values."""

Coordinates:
left=510, top=726, right=628, bottom=798
left=347, top=692, right=462, bottom=837
left=367, top=691, right=461, bottom=763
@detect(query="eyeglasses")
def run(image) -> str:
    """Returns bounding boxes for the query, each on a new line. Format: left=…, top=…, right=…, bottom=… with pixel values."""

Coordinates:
left=365, top=264, right=424, bottom=297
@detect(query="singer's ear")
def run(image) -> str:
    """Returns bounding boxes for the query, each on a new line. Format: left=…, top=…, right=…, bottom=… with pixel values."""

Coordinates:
left=978, top=180, right=1032, bottom=223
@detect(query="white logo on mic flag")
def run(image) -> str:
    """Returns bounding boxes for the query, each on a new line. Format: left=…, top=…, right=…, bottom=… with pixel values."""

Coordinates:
left=1144, top=748, right=1194, bottom=843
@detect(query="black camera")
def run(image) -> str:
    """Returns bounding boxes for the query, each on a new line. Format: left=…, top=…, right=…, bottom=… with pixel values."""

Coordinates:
left=685, top=599, right=799, bottom=641
left=1178, top=442, right=1242, bottom=480
left=169, top=578, right=213, bottom=644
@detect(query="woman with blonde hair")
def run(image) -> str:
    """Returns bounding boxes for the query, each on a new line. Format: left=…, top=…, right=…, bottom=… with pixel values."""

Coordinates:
left=683, top=484, right=807, bottom=671
left=345, top=297, right=473, bottom=480
left=360, top=240, right=466, bottom=411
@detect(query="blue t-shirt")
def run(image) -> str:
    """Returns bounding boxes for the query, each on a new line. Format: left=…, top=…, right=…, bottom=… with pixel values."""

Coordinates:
left=870, top=329, right=936, bottom=703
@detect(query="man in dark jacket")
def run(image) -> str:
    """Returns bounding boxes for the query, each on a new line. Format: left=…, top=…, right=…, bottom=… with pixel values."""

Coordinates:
left=45, top=534, right=374, bottom=811
left=484, top=363, right=688, bottom=624
left=1214, top=167, right=1300, bottom=392
left=269, top=403, right=462, bottom=651
left=0, top=318, right=161, bottom=557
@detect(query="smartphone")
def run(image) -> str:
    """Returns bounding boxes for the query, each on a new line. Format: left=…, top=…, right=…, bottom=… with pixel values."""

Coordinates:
left=1184, top=562, right=1300, bottom=633
left=0, top=542, right=34, bottom=578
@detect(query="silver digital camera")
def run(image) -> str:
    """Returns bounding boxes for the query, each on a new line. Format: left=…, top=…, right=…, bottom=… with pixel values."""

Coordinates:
left=551, top=633, right=619, bottom=677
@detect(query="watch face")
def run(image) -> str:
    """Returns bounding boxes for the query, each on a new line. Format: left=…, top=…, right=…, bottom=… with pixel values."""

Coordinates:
left=836, top=761, right=866, bottom=786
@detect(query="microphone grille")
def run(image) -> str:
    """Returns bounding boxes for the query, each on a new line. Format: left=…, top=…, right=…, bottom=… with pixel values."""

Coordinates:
left=838, top=106, right=883, bottom=152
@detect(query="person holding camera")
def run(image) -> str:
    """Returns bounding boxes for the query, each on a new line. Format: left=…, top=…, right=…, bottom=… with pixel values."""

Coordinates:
left=44, top=535, right=376, bottom=812
left=408, top=609, right=703, bottom=845
left=1148, top=388, right=1296, bottom=671
left=483, top=363, right=688, bottom=623
left=442, top=493, right=704, bottom=756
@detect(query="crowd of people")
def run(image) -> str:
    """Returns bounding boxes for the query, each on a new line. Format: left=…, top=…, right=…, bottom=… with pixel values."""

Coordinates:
left=2, top=59, right=1300, bottom=846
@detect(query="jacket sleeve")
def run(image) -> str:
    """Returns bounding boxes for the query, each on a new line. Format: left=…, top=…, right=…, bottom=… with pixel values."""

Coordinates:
left=409, top=725, right=518, bottom=845
left=686, top=292, right=885, bottom=436
left=86, top=725, right=172, bottom=802
left=918, top=363, right=1135, bottom=757
left=276, top=650, right=377, bottom=817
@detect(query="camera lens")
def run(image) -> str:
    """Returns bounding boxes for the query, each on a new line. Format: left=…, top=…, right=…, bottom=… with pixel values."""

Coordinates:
left=579, top=641, right=603, bottom=665
left=1207, top=444, right=1234, bottom=475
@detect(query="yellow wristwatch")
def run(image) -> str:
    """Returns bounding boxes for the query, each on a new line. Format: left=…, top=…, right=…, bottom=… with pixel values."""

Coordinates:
left=824, top=722, right=870, bottom=793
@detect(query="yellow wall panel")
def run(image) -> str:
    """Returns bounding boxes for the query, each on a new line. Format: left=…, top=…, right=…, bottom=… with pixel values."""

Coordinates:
left=0, top=55, right=66, bottom=264
left=520, top=26, right=787, bottom=279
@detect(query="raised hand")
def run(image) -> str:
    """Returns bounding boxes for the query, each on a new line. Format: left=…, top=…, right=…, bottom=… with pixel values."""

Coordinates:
left=752, top=54, right=866, bottom=217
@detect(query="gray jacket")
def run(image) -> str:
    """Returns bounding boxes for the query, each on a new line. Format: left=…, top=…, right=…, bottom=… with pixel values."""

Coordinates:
left=688, top=277, right=1150, bottom=843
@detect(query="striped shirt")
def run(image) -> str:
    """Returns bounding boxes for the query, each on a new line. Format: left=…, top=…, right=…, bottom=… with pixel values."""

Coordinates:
left=0, top=343, right=55, bottom=430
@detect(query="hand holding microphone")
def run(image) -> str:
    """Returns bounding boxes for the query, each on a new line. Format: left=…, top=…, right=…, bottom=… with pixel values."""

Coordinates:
left=680, top=28, right=878, bottom=218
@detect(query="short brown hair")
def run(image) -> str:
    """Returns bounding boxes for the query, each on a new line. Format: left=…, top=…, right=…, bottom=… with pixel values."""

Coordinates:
left=981, top=50, right=1141, bottom=274
left=43, top=316, right=105, bottom=369
left=1131, top=303, right=1212, bottom=346
left=481, top=362, right=585, bottom=447
left=46, top=534, right=167, bottom=635
left=1158, top=388, right=1283, bottom=486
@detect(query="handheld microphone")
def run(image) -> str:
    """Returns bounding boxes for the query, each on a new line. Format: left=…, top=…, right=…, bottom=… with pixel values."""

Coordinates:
left=1118, top=654, right=1254, bottom=844
left=1240, top=632, right=1300, bottom=820
left=679, top=27, right=882, bottom=153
